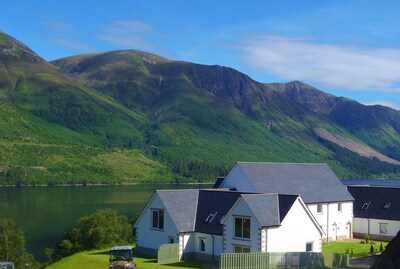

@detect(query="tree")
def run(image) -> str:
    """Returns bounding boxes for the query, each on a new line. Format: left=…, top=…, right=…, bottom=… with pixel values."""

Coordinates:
left=53, top=209, right=133, bottom=260
left=0, top=218, right=38, bottom=269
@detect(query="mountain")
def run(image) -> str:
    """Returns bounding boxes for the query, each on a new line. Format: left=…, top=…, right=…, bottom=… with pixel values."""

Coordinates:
left=0, top=32, right=173, bottom=185
left=1, top=31, right=400, bottom=185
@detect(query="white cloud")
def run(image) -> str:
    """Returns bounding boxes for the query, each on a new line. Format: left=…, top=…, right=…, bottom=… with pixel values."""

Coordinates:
left=100, top=20, right=157, bottom=51
left=241, top=35, right=400, bottom=92
left=362, top=100, right=400, bottom=110
left=53, top=37, right=94, bottom=52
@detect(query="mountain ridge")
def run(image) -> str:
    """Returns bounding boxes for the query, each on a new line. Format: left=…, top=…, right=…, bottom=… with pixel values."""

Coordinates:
left=1, top=31, right=400, bottom=185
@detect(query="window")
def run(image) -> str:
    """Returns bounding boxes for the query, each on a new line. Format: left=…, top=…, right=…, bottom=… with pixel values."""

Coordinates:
left=306, top=242, right=313, bottom=252
left=200, top=238, right=206, bottom=252
left=317, top=204, right=323, bottom=214
left=361, top=202, right=370, bottom=210
left=169, top=236, right=175, bottom=243
left=380, top=223, right=388, bottom=235
left=384, top=202, right=391, bottom=209
left=234, top=245, right=251, bottom=253
left=337, top=203, right=342, bottom=212
left=205, top=212, right=217, bottom=223
left=235, top=217, right=251, bottom=239
left=152, top=209, right=164, bottom=230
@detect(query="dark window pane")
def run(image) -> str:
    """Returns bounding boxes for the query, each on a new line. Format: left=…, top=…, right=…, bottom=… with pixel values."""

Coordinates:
left=243, top=218, right=251, bottom=238
left=242, top=247, right=250, bottom=253
left=306, top=242, right=313, bottom=252
left=152, top=210, right=158, bottom=228
left=200, top=238, right=205, bottom=252
left=235, top=218, right=242, bottom=237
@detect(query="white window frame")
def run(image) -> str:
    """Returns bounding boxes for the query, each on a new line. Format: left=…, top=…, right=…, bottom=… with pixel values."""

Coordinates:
left=379, top=223, right=388, bottom=235
left=151, top=209, right=164, bottom=230
left=234, top=216, right=251, bottom=239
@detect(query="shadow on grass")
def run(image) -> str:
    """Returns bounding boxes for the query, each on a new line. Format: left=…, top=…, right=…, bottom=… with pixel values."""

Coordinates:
left=135, top=254, right=206, bottom=268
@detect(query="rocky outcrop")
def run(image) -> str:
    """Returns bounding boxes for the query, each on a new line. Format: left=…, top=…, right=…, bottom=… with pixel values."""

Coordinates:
left=370, top=230, right=400, bottom=269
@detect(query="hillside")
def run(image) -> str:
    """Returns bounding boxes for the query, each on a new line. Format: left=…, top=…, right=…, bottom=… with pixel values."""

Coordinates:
left=1, top=31, right=400, bottom=185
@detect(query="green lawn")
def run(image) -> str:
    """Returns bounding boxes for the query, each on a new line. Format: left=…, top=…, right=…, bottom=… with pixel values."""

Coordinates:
left=45, top=249, right=207, bottom=269
left=322, top=240, right=388, bottom=257
left=45, top=240, right=388, bottom=269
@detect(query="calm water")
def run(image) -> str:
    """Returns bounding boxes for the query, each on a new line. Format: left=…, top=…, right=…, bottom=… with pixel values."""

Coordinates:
left=0, top=184, right=211, bottom=261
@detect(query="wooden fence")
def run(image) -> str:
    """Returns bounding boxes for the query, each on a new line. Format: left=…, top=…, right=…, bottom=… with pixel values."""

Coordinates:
left=157, top=243, right=179, bottom=264
left=220, top=252, right=349, bottom=269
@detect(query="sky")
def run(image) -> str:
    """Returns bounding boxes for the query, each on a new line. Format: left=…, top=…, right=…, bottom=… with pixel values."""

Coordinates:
left=2, top=0, right=400, bottom=109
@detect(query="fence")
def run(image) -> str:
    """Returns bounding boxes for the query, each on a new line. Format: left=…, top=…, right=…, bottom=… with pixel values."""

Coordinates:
left=157, top=243, right=179, bottom=264
left=220, top=252, right=349, bottom=269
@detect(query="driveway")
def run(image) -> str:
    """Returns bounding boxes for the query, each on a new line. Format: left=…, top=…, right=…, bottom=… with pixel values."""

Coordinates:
left=350, top=255, right=378, bottom=269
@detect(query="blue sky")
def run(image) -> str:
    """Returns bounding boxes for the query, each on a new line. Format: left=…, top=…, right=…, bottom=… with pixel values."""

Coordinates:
left=2, top=0, right=400, bottom=109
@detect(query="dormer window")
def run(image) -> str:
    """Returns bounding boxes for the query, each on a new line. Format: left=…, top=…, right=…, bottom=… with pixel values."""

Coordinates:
left=205, top=212, right=217, bottom=223
left=384, top=202, right=391, bottom=209
left=361, top=202, right=370, bottom=210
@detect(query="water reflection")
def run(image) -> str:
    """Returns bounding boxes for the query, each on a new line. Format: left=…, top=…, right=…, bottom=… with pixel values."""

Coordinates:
left=0, top=184, right=211, bottom=260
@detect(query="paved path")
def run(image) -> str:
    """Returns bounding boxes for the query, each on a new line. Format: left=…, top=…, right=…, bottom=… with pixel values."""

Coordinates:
left=350, top=255, right=378, bottom=269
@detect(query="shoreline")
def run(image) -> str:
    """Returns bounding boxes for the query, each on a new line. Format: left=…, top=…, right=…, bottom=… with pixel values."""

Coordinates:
left=0, top=181, right=214, bottom=188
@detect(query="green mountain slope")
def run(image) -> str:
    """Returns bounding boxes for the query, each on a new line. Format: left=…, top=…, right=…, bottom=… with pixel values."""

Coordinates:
left=53, top=50, right=400, bottom=179
left=1, top=31, right=400, bottom=185
left=0, top=33, right=176, bottom=185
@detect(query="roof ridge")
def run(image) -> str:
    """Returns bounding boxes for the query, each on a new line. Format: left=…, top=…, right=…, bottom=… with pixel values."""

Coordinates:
left=237, top=162, right=327, bottom=165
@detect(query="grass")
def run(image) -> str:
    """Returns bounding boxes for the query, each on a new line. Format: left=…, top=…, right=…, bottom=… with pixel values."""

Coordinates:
left=322, top=239, right=389, bottom=257
left=45, top=248, right=207, bottom=269
left=44, top=239, right=389, bottom=269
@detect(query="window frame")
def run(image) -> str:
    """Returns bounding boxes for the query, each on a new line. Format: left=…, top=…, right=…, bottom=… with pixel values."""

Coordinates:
left=199, top=237, right=206, bottom=252
left=234, top=216, right=251, bottom=239
left=306, top=242, right=313, bottom=252
left=337, top=203, right=342, bottom=212
left=316, top=204, right=323, bottom=214
left=151, top=209, right=164, bottom=230
left=379, top=223, right=388, bottom=235
left=234, top=245, right=251, bottom=253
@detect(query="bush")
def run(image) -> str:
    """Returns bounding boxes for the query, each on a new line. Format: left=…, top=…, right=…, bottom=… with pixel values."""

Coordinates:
left=364, top=233, right=371, bottom=243
left=52, top=209, right=133, bottom=261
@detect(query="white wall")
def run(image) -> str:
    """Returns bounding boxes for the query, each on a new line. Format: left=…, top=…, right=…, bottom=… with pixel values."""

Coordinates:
left=135, top=194, right=179, bottom=252
left=353, top=217, right=400, bottom=239
left=192, top=233, right=223, bottom=257
left=308, top=202, right=353, bottom=241
left=267, top=198, right=322, bottom=252
left=220, top=165, right=255, bottom=192
left=223, top=199, right=261, bottom=253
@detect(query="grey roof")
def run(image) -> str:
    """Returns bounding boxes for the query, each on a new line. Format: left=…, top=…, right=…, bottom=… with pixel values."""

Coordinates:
left=241, top=194, right=298, bottom=227
left=157, top=189, right=199, bottom=232
left=235, top=162, right=354, bottom=203
left=156, top=189, right=241, bottom=234
left=347, top=186, right=400, bottom=221
left=154, top=189, right=300, bottom=235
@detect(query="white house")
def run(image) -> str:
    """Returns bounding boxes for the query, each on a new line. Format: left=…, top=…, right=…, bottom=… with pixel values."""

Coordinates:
left=217, top=162, right=354, bottom=241
left=347, top=186, right=400, bottom=241
left=134, top=189, right=323, bottom=261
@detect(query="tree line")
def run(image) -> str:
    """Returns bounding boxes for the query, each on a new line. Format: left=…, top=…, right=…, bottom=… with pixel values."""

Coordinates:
left=0, top=209, right=134, bottom=268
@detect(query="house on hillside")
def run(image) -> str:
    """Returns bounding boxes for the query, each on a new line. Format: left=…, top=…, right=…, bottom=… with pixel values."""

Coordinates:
left=347, top=186, right=400, bottom=241
left=216, top=162, right=354, bottom=241
left=134, top=189, right=323, bottom=261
